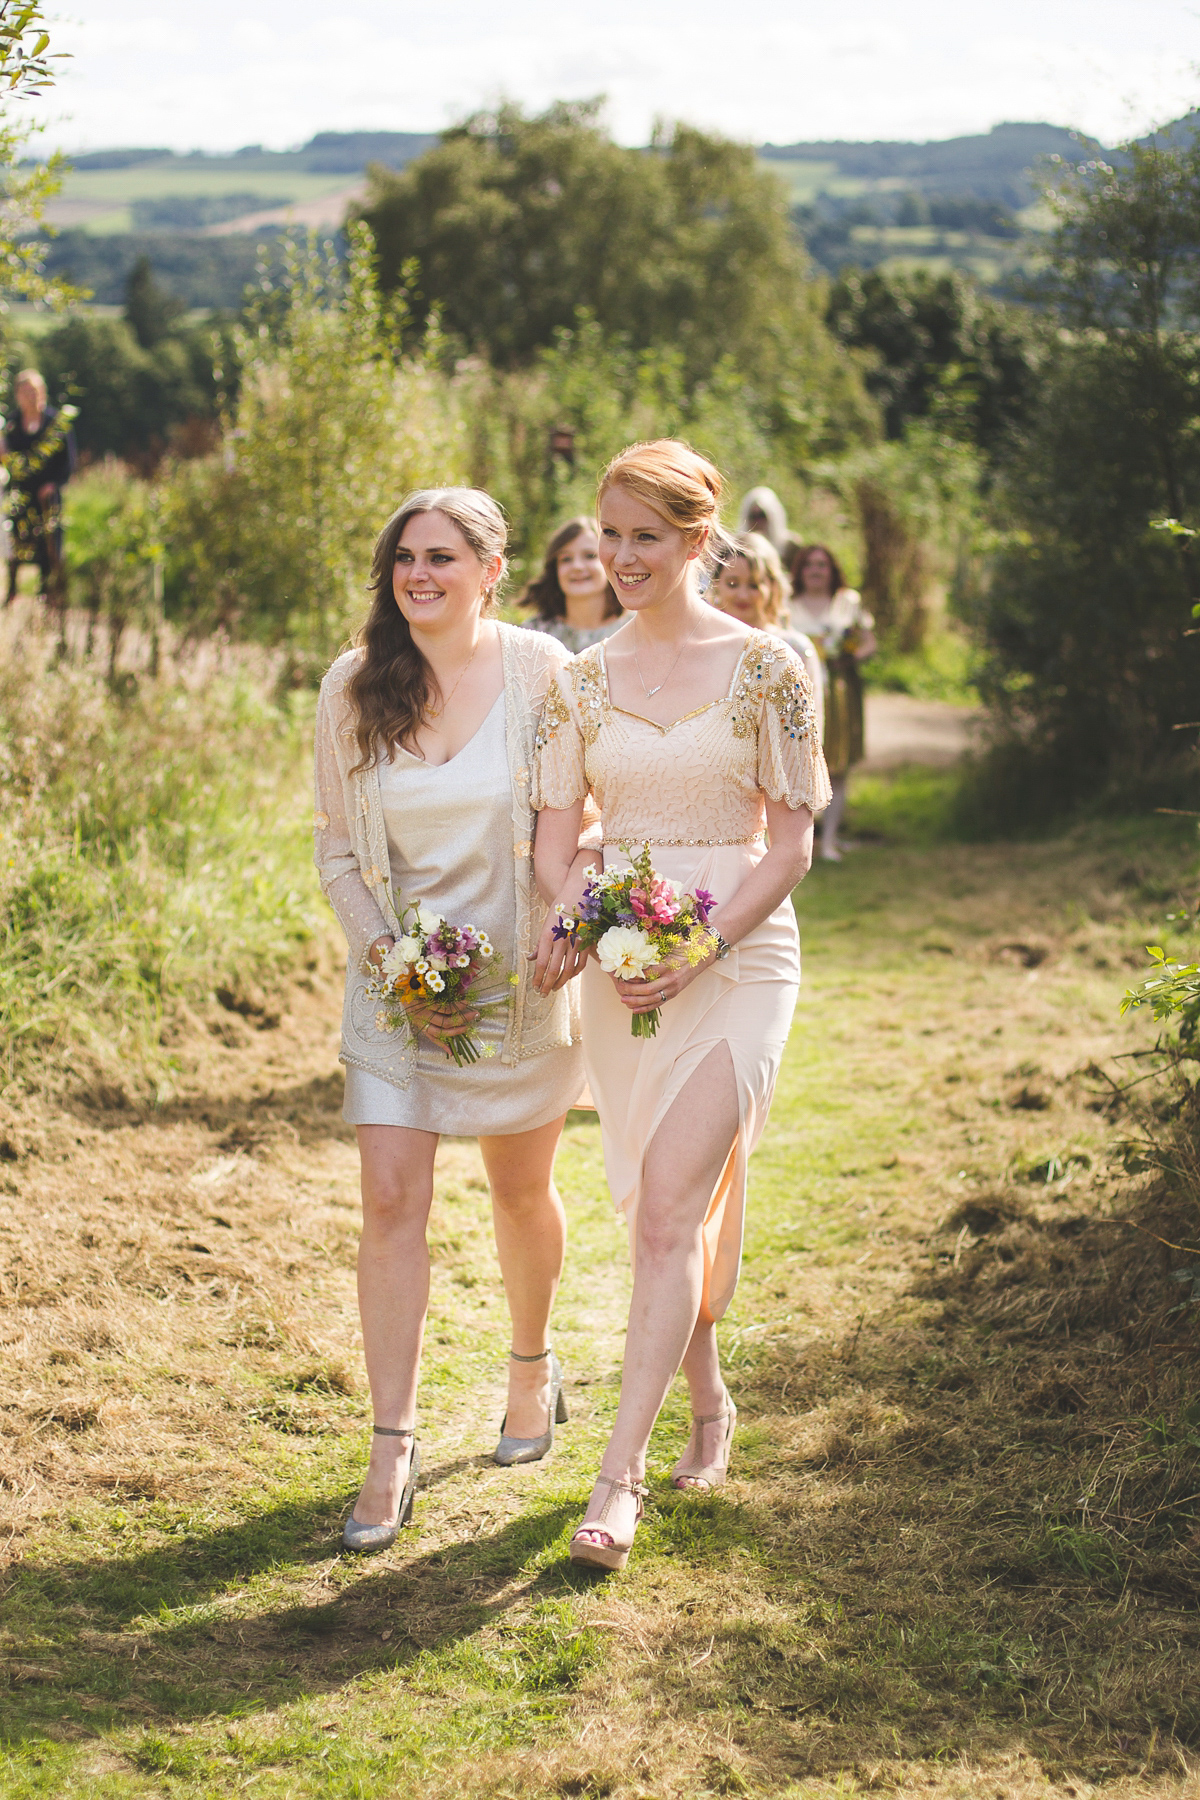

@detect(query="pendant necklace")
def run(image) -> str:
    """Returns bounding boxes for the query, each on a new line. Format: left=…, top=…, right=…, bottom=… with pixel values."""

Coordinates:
left=633, top=612, right=704, bottom=698
left=427, top=633, right=481, bottom=720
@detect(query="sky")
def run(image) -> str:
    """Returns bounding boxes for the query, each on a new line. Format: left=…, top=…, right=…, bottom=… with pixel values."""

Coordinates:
left=40, top=0, right=1200, bottom=154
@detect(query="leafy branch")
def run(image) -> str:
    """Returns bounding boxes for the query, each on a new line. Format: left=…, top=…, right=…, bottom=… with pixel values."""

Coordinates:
left=1121, top=944, right=1200, bottom=1039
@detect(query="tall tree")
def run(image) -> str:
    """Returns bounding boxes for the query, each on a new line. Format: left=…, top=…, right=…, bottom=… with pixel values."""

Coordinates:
left=124, top=255, right=186, bottom=350
left=826, top=267, right=1036, bottom=460
left=977, top=126, right=1200, bottom=801
left=356, top=99, right=864, bottom=424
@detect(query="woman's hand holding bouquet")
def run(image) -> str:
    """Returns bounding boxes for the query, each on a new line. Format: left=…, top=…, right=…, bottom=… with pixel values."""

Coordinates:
left=554, top=844, right=719, bottom=1037
left=368, top=900, right=515, bottom=1066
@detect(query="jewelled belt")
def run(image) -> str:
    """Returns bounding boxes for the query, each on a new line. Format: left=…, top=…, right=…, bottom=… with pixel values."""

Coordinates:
left=601, top=832, right=765, bottom=848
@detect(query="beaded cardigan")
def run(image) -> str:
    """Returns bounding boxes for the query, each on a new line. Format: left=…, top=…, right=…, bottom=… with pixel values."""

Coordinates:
left=314, top=622, right=585, bottom=1089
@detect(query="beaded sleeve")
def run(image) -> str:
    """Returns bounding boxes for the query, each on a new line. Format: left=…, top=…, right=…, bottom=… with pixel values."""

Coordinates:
left=532, top=672, right=588, bottom=810
left=755, top=640, right=833, bottom=813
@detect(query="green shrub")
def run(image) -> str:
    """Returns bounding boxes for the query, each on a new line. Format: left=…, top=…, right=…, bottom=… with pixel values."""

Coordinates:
left=158, top=234, right=880, bottom=648
left=23, top=310, right=227, bottom=463
left=0, top=620, right=320, bottom=1093
left=64, top=466, right=164, bottom=674
left=160, top=229, right=466, bottom=659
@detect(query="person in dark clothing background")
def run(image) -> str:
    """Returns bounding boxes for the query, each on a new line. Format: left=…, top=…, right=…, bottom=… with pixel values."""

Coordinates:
left=2, top=368, right=77, bottom=614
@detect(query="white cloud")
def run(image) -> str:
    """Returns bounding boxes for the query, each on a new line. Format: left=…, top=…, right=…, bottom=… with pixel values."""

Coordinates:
left=41, top=0, right=1200, bottom=154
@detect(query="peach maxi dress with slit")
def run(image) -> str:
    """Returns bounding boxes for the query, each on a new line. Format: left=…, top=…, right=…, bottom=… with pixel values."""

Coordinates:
left=533, top=631, right=832, bottom=1320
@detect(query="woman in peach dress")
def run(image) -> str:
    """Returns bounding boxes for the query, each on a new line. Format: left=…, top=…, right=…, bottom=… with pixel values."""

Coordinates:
left=533, top=441, right=830, bottom=1569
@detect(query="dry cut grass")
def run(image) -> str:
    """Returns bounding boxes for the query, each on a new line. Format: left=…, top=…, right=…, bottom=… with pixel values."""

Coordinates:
left=0, top=790, right=1198, bottom=1799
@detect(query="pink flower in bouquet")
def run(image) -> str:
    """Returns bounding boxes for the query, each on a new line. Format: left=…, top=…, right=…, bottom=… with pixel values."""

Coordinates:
left=630, top=877, right=680, bottom=925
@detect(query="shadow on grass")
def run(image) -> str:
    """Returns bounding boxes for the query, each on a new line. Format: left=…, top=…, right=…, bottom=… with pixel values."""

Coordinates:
left=0, top=1482, right=590, bottom=1741
left=704, top=1215, right=1200, bottom=1781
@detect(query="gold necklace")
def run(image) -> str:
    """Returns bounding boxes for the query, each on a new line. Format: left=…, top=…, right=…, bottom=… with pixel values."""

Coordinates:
left=427, top=633, right=482, bottom=719
left=632, top=612, right=704, bottom=698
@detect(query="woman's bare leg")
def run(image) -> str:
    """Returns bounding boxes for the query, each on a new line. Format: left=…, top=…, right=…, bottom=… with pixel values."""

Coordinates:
left=480, top=1114, right=568, bottom=1438
left=575, top=1044, right=738, bottom=1545
left=352, top=1123, right=438, bottom=1526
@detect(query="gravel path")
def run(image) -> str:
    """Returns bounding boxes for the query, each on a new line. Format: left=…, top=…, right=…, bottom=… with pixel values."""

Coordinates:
left=860, top=690, right=981, bottom=772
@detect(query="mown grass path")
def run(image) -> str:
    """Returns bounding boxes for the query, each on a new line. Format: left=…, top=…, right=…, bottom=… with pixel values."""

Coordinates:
left=2, top=794, right=1198, bottom=1799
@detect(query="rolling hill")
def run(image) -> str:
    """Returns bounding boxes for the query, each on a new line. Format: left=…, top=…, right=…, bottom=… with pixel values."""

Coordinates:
left=32, top=119, right=1114, bottom=309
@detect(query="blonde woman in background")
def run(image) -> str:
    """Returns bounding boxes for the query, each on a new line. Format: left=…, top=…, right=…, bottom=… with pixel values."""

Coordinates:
left=314, top=487, right=593, bottom=1555
left=789, top=543, right=876, bottom=863
left=533, top=440, right=830, bottom=1570
left=520, top=515, right=624, bottom=655
left=712, top=531, right=824, bottom=743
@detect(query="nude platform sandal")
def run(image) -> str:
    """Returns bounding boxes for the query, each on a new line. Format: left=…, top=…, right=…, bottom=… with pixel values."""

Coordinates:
left=568, top=1475, right=649, bottom=1572
left=670, top=1394, right=737, bottom=1491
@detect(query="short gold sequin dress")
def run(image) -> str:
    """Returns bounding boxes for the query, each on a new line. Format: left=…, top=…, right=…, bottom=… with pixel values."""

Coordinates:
left=534, top=630, right=832, bottom=1319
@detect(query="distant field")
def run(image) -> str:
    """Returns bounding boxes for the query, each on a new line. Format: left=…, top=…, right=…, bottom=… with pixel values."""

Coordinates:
left=32, top=137, right=1051, bottom=299
left=756, top=157, right=866, bottom=203
left=48, top=157, right=356, bottom=236
left=4, top=301, right=122, bottom=335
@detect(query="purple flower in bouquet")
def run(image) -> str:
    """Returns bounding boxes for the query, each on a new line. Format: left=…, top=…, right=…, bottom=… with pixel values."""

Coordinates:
left=577, top=883, right=603, bottom=923
left=693, top=887, right=716, bottom=925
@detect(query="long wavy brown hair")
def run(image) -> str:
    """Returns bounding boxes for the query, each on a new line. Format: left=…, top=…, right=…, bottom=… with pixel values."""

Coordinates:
left=346, top=488, right=507, bottom=775
left=518, top=516, right=621, bottom=622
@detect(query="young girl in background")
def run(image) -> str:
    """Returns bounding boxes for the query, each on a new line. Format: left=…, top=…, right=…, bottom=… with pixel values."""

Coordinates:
left=520, top=515, right=624, bottom=655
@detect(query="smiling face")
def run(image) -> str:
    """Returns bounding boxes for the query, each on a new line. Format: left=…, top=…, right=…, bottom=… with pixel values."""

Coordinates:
left=714, top=555, right=766, bottom=627
left=392, top=509, right=501, bottom=635
left=556, top=526, right=608, bottom=602
left=597, top=484, right=702, bottom=612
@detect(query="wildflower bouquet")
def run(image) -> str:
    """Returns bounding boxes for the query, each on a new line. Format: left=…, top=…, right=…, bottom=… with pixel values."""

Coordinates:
left=369, top=901, right=514, bottom=1066
left=807, top=618, right=861, bottom=663
left=554, top=843, right=718, bottom=1039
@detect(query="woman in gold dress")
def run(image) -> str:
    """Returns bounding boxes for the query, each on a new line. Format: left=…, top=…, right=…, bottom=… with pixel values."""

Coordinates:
left=533, top=442, right=830, bottom=1569
left=788, top=544, right=876, bottom=862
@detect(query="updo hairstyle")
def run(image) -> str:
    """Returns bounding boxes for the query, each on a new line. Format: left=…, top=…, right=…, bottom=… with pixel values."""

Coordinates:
left=597, top=439, right=734, bottom=572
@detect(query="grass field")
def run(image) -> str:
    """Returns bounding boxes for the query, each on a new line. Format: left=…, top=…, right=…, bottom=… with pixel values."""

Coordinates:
left=1, top=776, right=1198, bottom=1798
left=756, top=160, right=865, bottom=204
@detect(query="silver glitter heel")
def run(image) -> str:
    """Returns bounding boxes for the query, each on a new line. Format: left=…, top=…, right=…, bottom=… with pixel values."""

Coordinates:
left=493, top=1349, right=568, bottom=1466
left=342, top=1426, right=419, bottom=1552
